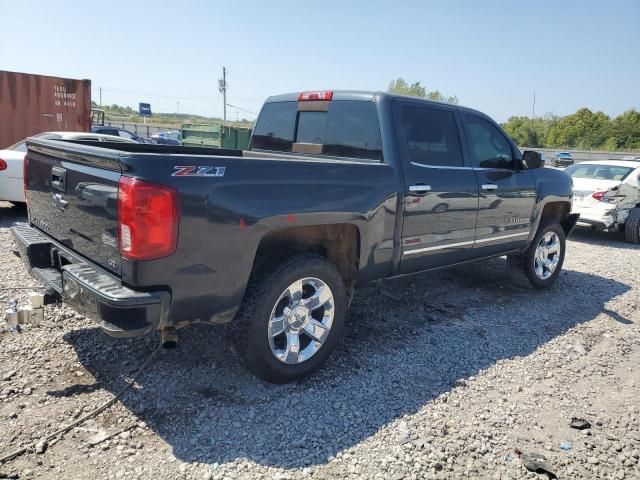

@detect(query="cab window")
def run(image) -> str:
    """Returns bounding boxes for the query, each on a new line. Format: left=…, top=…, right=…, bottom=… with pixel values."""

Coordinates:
left=464, top=115, right=514, bottom=169
left=251, top=100, right=383, bottom=161
left=400, top=105, right=463, bottom=167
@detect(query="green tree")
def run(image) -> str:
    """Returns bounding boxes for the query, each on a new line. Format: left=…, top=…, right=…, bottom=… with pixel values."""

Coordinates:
left=387, top=78, right=458, bottom=104
left=502, top=113, right=559, bottom=147
left=546, top=108, right=611, bottom=149
left=609, top=109, right=640, bottom=150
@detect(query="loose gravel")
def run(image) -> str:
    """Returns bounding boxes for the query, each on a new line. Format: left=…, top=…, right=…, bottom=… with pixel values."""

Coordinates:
left=0, top=200, right=639, bottom=480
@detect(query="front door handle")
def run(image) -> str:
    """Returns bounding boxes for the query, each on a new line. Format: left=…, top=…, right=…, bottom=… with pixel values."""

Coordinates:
left=409, top=184, right=432, bottom=193
left=482, top=184, right=498, bottom=191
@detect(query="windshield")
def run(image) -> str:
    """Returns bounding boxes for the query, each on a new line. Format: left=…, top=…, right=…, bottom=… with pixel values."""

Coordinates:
left=565, top=163, right=635, bottom=181
left=7, top=133, right=63, bottom=151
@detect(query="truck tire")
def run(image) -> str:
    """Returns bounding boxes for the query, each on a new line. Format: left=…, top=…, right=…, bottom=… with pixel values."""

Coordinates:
left=508, top=220, right=566, bottom=289
left=624, top=208, right=640, bottom=244
left=230, top=255, right=347, bottom=383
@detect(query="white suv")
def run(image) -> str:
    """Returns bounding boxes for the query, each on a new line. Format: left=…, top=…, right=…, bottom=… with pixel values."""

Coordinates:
left=567, top=159, right=640, bottom=243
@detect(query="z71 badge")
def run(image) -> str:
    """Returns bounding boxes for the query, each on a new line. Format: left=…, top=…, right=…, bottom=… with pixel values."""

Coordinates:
left=172, top=166, right=226, bottom=177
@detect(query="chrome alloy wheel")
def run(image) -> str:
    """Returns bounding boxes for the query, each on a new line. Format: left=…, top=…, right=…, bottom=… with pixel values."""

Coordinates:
left=268, top=277, right=335, bottom=365
left=534, top=231, right=561, bottom=280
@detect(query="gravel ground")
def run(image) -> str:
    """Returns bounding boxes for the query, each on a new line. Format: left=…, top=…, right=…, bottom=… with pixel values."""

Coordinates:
left=0, top=200, right=639, bottom=480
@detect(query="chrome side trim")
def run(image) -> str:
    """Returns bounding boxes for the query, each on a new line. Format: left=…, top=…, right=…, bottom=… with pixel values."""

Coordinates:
left=410, top=162, right=472, bottom=171
left=403, top=231, right=530, bottom=255
left=474, top=231, right=530, bottom=243
left=403, top=239, right=475, bottom=255
left=409, top=162, right=519, bottom=173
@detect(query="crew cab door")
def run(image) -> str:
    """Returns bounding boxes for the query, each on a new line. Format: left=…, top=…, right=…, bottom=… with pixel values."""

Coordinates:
left=461, top=113, right=536, bottom=255
left=396, top=101, right=480, bottom=273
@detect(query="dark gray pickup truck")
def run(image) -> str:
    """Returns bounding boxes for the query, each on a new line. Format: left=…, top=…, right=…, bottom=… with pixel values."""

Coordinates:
left=13, top=90, right=578, bottom=382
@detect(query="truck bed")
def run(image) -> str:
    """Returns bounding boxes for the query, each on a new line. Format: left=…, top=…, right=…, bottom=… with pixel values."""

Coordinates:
left=22, top=137, right=397, bottom=331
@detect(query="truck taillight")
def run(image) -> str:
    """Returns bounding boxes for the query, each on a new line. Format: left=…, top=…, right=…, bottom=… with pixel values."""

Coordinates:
left=118, top=176, right=179, bottom=260
left=0, top=159, right=6, bottom=171
left=298, top=91, right=333, bottom=101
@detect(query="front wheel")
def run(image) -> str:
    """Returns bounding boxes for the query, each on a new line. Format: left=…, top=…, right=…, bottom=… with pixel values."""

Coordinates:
left=230, top=256, right=347, bottom=383
left=508, top=221, right=566, bottom=289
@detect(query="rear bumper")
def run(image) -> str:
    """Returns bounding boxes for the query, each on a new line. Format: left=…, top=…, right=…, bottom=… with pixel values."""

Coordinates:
left=572, top=205, right=617, bottom=229
left=0, top=175, right=25, bottom=203
left=11, top=223, right=170, bottom=338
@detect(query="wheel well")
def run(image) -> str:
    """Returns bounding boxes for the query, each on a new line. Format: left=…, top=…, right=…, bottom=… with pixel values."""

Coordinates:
left=540, top=202, right=572, bottom=234
left=541, top=202, right=569, bottom=222
left=252, top=224, right=360, bottom=290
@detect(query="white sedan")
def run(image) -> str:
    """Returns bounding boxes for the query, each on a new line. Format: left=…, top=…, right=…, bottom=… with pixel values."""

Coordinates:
left=567, top=159, right=640, bottom=243
left=0, top=132, right=135, bottom=203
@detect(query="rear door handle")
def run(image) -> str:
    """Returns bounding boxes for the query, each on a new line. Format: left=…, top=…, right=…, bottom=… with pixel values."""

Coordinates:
left=481, top=184, right=498, bottom=191
left=409, top=184, right=431, bottom=193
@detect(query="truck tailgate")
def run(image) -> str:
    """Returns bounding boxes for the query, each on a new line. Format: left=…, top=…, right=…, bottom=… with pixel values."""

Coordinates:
left=25, top=139, right=121, bottom=275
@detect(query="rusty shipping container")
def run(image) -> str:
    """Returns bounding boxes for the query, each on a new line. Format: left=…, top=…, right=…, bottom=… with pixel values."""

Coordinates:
left=0, top=70, right=91, bottom=148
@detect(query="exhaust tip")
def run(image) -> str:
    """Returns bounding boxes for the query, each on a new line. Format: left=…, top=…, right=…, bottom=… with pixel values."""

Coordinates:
left=161, top=327, right=178, bottom=349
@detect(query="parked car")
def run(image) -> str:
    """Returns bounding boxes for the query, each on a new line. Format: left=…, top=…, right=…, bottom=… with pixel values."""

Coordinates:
left=566, top=160, right=640, bottom=242
left=551, top=152, right=574, bottom=168
left=0, top=132, right=136, bottom=203
left=91, top=126, right=154, bottom=144
left=13, top=90, right=578, bottom=383
left=151, top=130, right=181, bottom=145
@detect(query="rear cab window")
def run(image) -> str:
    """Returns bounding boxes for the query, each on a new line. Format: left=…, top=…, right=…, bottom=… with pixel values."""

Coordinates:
left=251, top=100, right=383, bottom=161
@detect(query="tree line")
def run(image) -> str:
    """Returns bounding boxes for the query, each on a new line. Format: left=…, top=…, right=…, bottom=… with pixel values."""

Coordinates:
left=502, top=109, right=640, bottom=151
left=387, top=78, right=640, bottom=151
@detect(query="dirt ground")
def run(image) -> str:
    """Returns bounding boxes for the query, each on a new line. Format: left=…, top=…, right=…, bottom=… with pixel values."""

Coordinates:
left=1, top=201, right=639, bottom=479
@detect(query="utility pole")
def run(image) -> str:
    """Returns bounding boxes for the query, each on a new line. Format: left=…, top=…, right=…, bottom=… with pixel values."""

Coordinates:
left=177, top=101, right=180, bottom=114
left=531, top=91, right=536, bottom=126
left=218, top=66, right=227, bottom=124
left=99, top=87, right=102, bottom=107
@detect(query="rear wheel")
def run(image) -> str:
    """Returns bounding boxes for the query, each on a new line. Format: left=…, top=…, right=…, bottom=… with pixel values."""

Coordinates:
left=230, top=255, right=347, bottom=383
left=624, top=208, right=640, bottom=244
left=508, top=221, right=566, bottom=289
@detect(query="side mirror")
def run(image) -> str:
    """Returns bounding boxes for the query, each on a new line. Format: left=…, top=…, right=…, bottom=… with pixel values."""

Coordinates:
left=523, top=150, right=543, bottom=169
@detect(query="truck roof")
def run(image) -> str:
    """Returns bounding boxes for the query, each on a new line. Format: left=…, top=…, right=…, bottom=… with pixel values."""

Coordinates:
left=264, top=90, right=485, bottom=115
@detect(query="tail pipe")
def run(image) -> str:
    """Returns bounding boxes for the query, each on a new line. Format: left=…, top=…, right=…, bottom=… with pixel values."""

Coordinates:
left=161, top=327, right=178, bottom=349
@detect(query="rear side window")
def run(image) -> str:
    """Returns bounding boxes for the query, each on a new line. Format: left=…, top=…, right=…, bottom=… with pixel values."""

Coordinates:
left=251, top=100, right=383, bottom=161
left=464, top=115, right=514, bottom=169
left=400, top=105, right=463, bottom=167
left=118, top=130, right=137, bottom=141
left=323, top=101, right=382, bottom=160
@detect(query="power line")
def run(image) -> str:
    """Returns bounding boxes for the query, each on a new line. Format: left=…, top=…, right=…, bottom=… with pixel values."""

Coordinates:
left=101, top=87, right=219, bottom=101
left=226, top=103, right=258, bottom=115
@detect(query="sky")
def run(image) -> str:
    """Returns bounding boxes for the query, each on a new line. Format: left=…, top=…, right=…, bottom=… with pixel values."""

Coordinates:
left=1, top=0, right=639, bottom=122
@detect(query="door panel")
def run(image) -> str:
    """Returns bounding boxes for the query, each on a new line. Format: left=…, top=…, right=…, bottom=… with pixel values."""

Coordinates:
left=462, top=114, right=536, bottom=255
left=396, top=102, right=480, bottom=273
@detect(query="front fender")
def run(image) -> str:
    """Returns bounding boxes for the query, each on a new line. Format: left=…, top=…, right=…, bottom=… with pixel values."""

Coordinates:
left=529, top=167, right=574, bottom=236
